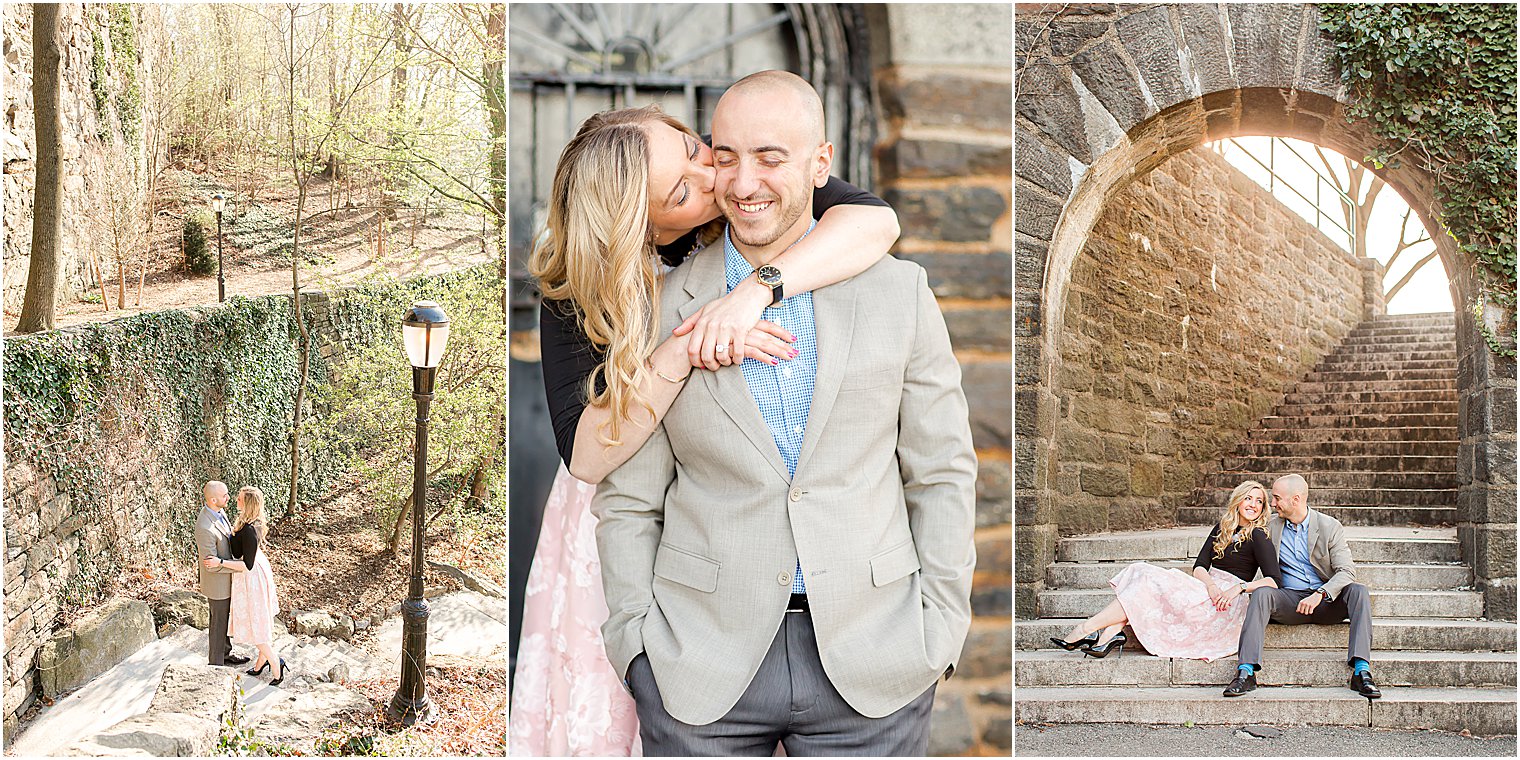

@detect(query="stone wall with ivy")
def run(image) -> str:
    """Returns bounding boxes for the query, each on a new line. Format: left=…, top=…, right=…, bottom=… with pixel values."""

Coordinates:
left=0, top=268, right=486, bottom=735
left=3, top=3, right=163, bottom=312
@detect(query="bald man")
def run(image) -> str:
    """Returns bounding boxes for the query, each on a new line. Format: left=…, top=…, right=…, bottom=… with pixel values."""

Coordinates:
left=1227, top=474, right=1379, bottom=698
left=594, top=70, right=975, bottom=755
left=194, top=481, right=248, bottom=666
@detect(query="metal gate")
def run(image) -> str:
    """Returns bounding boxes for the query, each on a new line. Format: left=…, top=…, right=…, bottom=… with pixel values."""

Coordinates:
left=507, top=3, right=876, bottom=681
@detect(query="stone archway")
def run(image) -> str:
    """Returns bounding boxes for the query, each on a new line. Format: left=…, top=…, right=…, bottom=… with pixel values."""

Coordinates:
left=1015, top=4, right=1515, bottom=619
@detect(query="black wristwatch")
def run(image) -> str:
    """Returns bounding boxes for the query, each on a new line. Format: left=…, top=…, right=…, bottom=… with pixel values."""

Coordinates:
left=756, top=265, right=784, bottom=306
left=1313, top=587, right=1328, bottom=601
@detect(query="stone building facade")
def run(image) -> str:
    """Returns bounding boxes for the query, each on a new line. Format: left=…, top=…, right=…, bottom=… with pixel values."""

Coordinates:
left=1048, top=148, right=1375, bottom=538
left=3, top=3, right=164, bottom=314
left=867, top=4, right=1011, bottom=754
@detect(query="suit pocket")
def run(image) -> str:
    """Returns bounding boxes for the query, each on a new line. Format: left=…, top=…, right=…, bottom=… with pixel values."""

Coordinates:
left=654, top=544, right=720, bottom=593
left=838, top=367, right=899, bottom=393
left=870, top=540, right=922, bottom=587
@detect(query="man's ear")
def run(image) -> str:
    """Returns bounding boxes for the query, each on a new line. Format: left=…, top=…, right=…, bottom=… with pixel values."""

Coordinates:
left=812, top=141, right=835, bottom=188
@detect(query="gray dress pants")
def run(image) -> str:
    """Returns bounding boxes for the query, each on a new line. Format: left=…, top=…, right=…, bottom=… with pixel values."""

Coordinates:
left=207, top=596, right=233, bottom=666
left=1237, top=584, right=1373, bottom=669
left=628, top=610, right=937, bottom=756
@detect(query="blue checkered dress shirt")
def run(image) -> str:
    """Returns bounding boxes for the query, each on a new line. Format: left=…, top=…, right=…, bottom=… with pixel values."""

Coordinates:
left=1279, top=515, right=1323, bottom=591
left=724, top=222, right=818, bottom=595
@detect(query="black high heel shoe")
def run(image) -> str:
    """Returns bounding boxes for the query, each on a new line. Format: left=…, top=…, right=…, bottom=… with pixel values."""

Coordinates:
left=269, top=657, right=289, bottom=687
left=1049, top=632, right=1101, bottom=651
left=246, top=660, right=270, bottom=677
left=1082, top=631, right=1126, bottom=659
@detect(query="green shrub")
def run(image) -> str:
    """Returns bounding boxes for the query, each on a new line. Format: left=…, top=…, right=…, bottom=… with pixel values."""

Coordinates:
left=183, top=209, right=214, bottom=274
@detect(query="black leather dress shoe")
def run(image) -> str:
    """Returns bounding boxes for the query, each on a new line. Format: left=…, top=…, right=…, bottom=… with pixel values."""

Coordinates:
left=224, top=653, right=251, bottom=666
left=1222, top=672, right=1257, bottom=697
left=1349, top=672, right=1381, bottom=699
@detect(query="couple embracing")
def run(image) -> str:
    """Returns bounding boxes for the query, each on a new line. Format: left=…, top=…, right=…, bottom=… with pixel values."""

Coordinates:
left=1053, top=474, right=1380, bottom=699
left=511, top=70, right=976, bottom=756
left=195, top=480, right=286, bottom=686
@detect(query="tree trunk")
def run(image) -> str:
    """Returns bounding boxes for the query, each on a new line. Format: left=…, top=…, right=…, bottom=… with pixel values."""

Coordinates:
left=485, top=3, right=507, bottom=324
left=17, top=3, right=67, bottom=333
left=388, top=491, right=414, bottom=555
left=286, top=6, right=312, bottom=516
left=387, top=2, right=409, bottom=220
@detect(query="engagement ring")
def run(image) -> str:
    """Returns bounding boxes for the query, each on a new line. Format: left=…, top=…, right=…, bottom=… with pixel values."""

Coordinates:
left=715, top=344, right=728, bottom=353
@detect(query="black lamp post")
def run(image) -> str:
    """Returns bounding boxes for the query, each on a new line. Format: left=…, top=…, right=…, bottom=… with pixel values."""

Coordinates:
left=387, top=300, right=451, bottom=727
left=211, top=193, right=226, bottom=302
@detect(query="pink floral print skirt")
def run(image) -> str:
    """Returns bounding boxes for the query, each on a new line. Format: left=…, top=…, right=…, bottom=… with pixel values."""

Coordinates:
left=1110, top=562, right=1253, bottom=662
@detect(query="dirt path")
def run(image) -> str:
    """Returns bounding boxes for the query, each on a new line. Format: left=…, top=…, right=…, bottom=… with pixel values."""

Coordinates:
left=9, top=168, right=496, bottom=335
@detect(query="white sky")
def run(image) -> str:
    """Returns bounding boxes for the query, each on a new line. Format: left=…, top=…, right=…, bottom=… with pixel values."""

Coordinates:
left=1210, top=137, right=1455, bottom=315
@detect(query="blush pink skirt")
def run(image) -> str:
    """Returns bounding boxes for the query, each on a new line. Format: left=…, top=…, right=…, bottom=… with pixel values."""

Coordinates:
left=1110, top=562, right=1253, bottom=662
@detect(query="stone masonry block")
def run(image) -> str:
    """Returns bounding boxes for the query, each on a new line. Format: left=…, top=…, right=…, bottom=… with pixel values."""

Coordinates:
left=1015, top=63, right=1094, bottom=163
left=1116, top=6, right=1191, bottom=111
left=882, top=74, right=1012, bottom=133
left=964, top=361, right=1012, bottom=449
left=881, top=138, right=1010, bottom=182
left=1175, top=3, right=1238, bottom=94
left=899, top=252, right=1012, bottom=301
left=1071, top=39, right=1153, bottom=132
left=1015, top=127, right=1075, bottom=199
left=976, top=459, right=1012, bottom=529
left=1014, top=523, right=1059, bottom=586
left=885, top=187, right=1007, bottom=245
left=1227, top=4, right=1302, bottom=91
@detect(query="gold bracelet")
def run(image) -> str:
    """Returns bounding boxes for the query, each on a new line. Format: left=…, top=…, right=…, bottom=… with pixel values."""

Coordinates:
left=647, top=360, right=688, bottom=384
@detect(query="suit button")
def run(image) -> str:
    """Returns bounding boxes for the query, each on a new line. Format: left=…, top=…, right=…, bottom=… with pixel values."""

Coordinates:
left=777, top=572, right=791, bottom=586
left=789, top=488, right=803, bottom=502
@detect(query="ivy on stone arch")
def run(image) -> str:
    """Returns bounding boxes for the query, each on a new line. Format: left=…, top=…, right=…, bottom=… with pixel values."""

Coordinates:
left=1319, top=3, right=1517, bottom=356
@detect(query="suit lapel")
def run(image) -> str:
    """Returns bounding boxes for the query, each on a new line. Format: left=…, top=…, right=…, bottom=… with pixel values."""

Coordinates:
left=1269, top=516, right=1284, bottom=549
left=678, top=249, right=791, bottom=483
left=1305, top=509, right=1319, bottom=571
left=794, top=279, right=857, bottom=477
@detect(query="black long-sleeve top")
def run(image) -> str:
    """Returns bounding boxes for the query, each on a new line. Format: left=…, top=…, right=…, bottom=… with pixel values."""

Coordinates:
left=538, top=175, right=890, bottom=467
left=228, top=523, right=262, bottom=571
left=1193, top=525, right=1283, bottom=586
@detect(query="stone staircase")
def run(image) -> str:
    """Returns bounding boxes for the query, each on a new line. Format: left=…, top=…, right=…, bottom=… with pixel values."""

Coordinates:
left=1017, top=312, right=1518, bottom=735
left=1179, top=312, right=1460, bottom=527
left=1015, top=526, right=1518, bottom=734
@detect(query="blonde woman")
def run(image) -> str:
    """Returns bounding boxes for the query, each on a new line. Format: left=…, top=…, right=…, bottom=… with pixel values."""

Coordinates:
left=511, top=102, right=899, bottom=756
left=1050, top=481, right=1282, bottom=662
left=204, top=486, right=285, bottom=685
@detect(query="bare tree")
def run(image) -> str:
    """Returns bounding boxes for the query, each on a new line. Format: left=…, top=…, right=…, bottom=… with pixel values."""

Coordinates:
left=97, top=159, right=145, bottom=310
left=17, top=3, right=67, bottom=333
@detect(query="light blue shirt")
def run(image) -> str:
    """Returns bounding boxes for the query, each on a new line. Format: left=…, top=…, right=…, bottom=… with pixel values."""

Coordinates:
left=724, top=222, right=818, bottom=595
left=1279, top=514, right=1323, bottom=592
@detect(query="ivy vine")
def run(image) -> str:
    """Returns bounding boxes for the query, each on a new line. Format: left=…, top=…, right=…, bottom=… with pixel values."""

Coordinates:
left=1319, top=4, right=1517, bottom=356
left=85, top=5, right=142, bottom=148
left=1, top=269, right=481, bottom=614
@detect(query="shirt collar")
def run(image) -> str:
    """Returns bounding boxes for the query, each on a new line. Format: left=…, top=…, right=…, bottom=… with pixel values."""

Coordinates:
left=724, top=220, right=818, bottom=293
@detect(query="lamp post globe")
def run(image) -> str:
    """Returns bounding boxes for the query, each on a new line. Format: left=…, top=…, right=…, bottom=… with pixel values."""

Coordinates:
left=387, top=300, right=450, bottom=726
left=211, top=193, right=226, bottom=302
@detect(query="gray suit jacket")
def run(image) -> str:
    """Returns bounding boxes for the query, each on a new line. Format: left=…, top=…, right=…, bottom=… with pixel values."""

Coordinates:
left=1268, top=508, right=1358, bottom=602
left=195, top=506, right=235, bottom=600
left=593, top=249, right=978, bottom=726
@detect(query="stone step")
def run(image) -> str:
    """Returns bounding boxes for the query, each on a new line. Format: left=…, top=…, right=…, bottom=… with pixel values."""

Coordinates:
left=1045, top=561, right=1472, bottom=590
left=1013, top=686, right=1516, bottom=735
left=1319, top=350, right=1457, bottom=365
left=1256, top=413, right=1456, bottom=430
left=1194, top=486, right=1454, bottom=508
left=1291, top=379, right=1456, bottom=395
left=1276, top=396, right=1456, bottom=411
left=1176, top=504, right=1457, bottom=528
left=1301, top=368, right=1456, bottom=383
left=1036, top=588, right=1483, bottom=619
left=1203, top=471, right=1455, bottom=490
left=1016, top=618, right=1518, bottom=653
left=1264, top=404, right=1453, bottom=422
left=1246, top=426, right=1457, bottom=443
left=1339, top=331, right=1456, bottom=346
left=1056, top=527, right=1460, bottom=564
left=1015, top=650, right=1516, bottom=688
left=1365, top=311, right=1455, bottom=324
left=1313, top=360, right=1456, bottom=375
left=1219, top=454, right=1456, bottom=473
left=1239, top=441, right=1456, bottom=458
left=1348, top=321, right=1457, bottom=335
left=1333, top=342, right=1457, bottom=355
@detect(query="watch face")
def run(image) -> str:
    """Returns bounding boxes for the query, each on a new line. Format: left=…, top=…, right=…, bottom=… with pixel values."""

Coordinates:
left=757, top=265, right=782, bottom=286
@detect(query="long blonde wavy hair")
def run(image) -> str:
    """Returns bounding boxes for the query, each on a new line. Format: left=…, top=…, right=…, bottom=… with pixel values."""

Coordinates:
left=234, top=485, right=266, bottom=538
left=528, top=105, right=718, bottom=449
left=1213, top=480, right=1268, bottom=559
